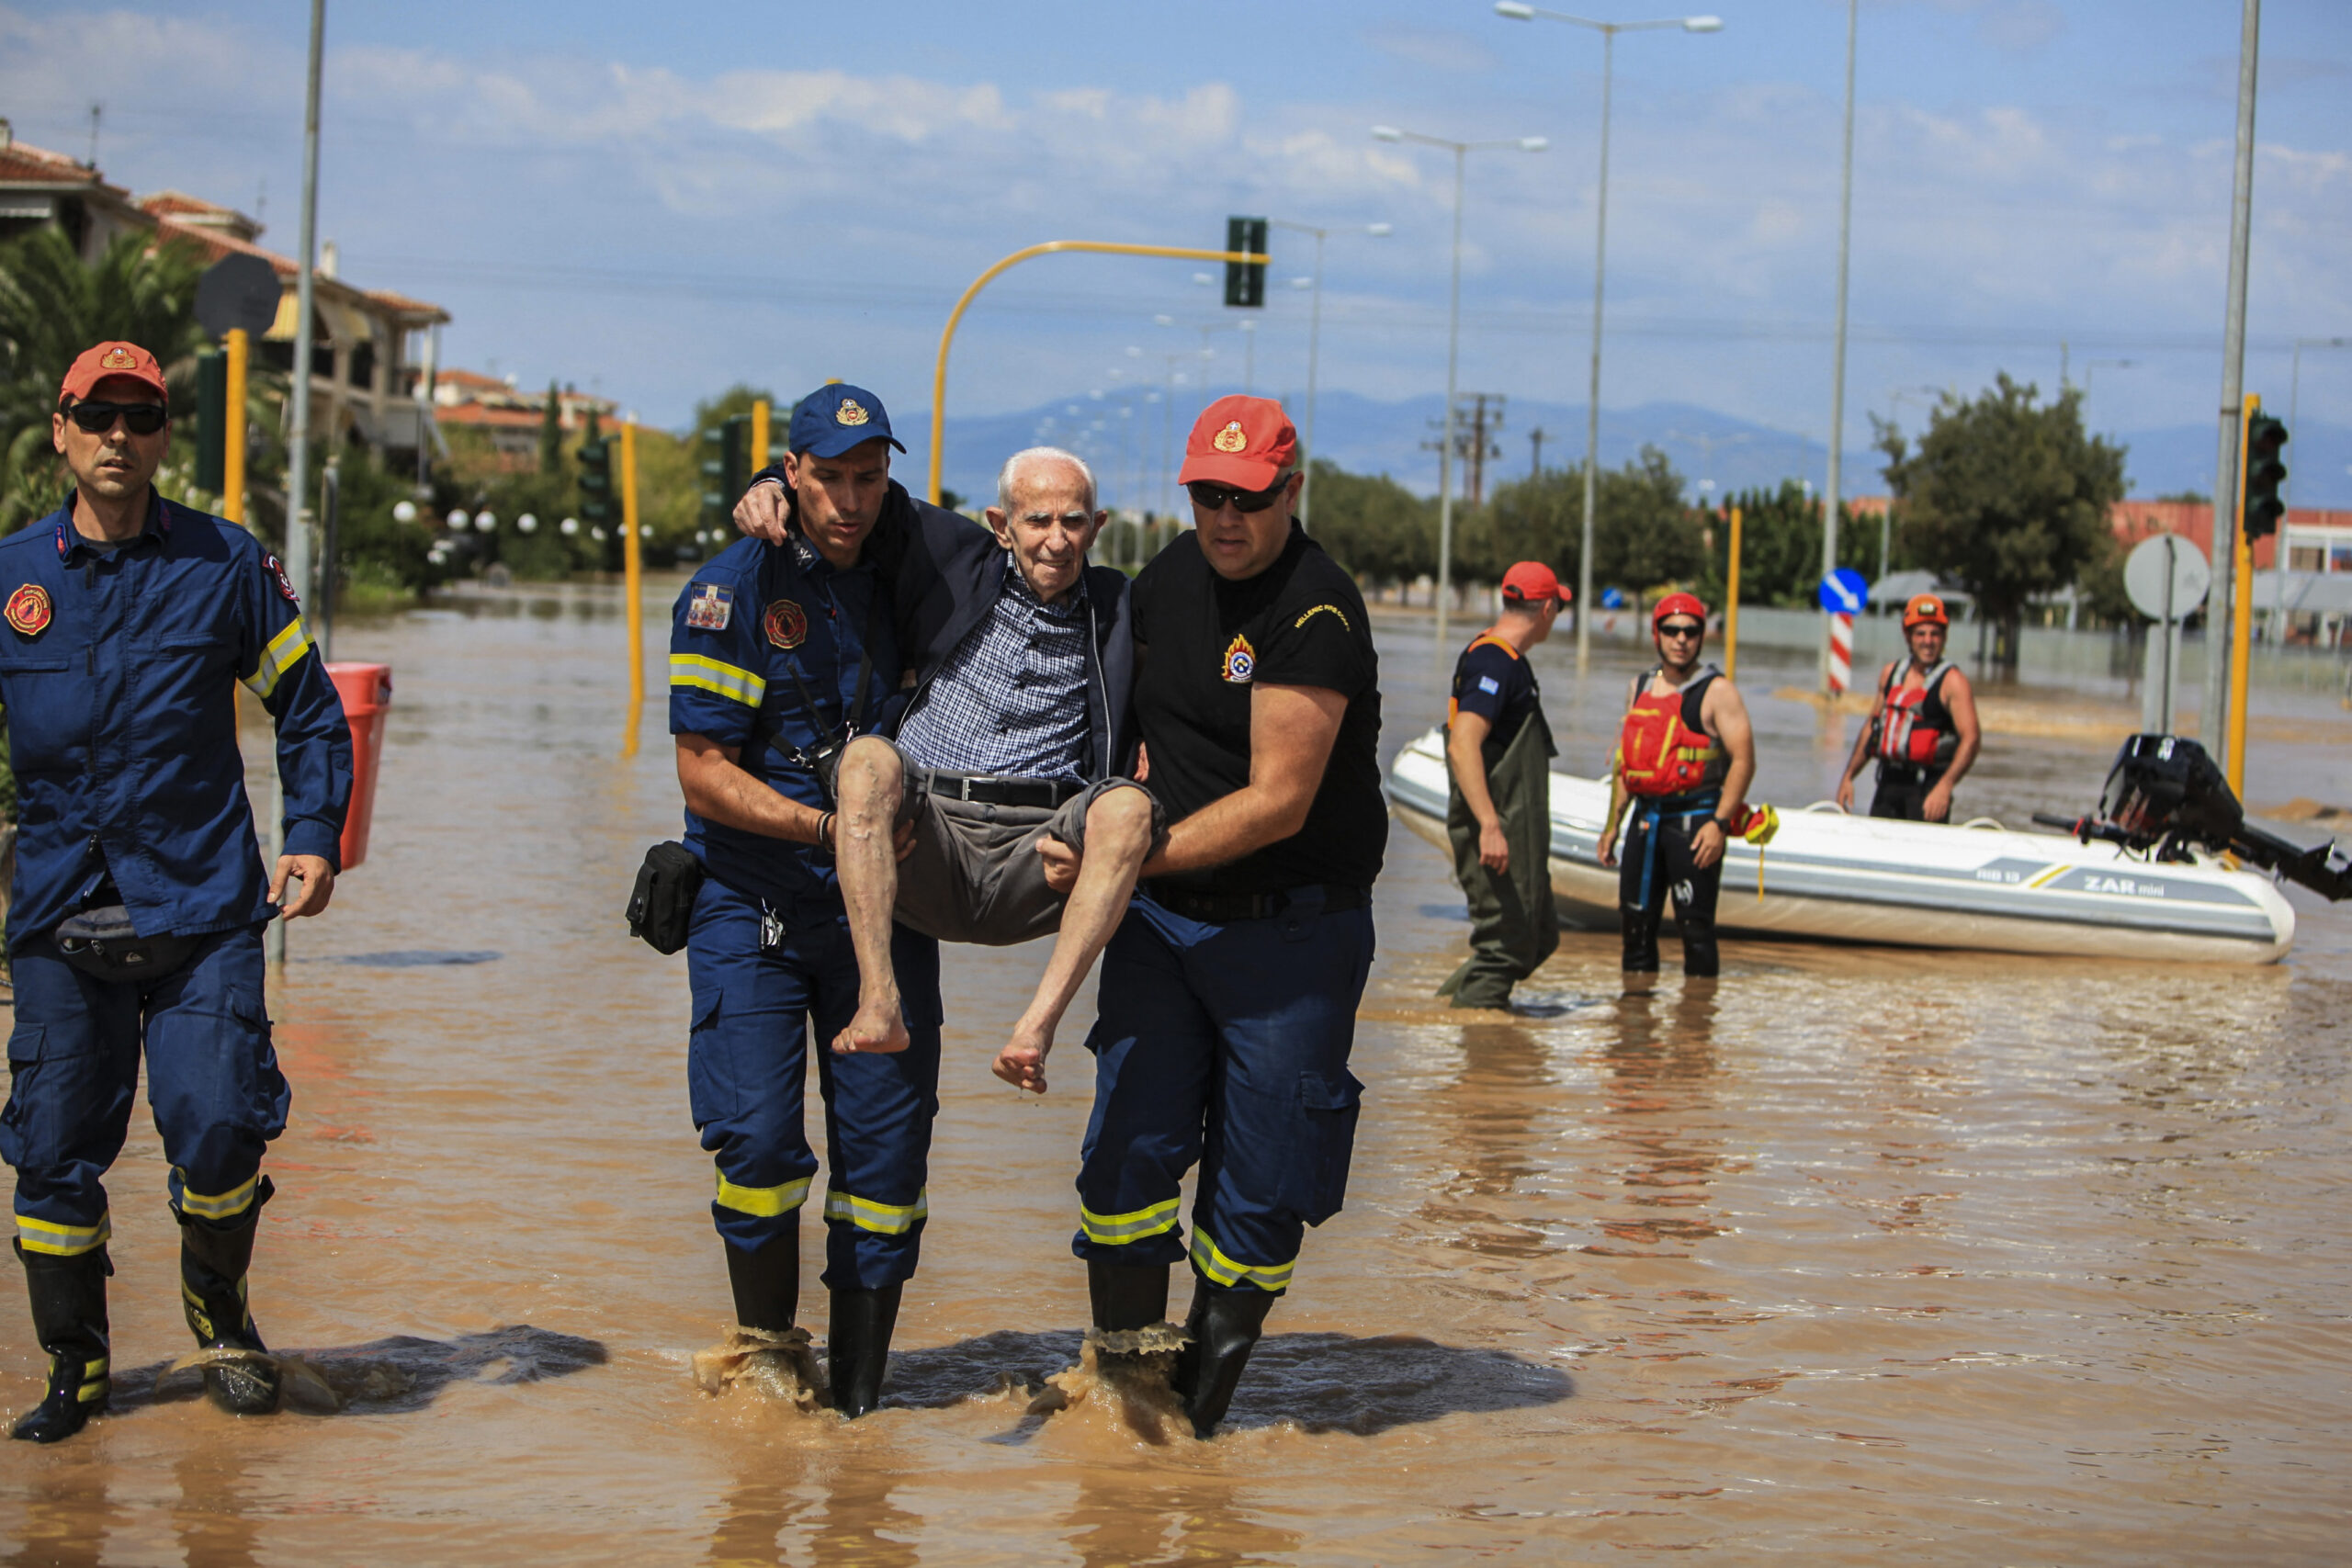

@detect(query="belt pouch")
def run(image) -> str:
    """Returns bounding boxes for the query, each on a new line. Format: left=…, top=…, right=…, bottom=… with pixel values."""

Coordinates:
left=54, top=906, right=198, bottom=983
left=628, top=841, right=705, bottom=955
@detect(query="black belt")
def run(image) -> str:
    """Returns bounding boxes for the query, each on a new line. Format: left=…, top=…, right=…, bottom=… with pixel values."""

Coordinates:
left=1875, top=761, right=1946, bottom=786
left=1142, top=882, right=1369, bottom=925
left=923, top=771, right=1084, bottom=809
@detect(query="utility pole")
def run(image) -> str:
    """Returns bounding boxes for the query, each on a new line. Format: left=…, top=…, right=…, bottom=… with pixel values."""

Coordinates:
left=2203, top=0, right=2261, bottom=766
left=1530, top=426, right=1546, bottom=479
left=1820, top=0, right=1860, bottom=694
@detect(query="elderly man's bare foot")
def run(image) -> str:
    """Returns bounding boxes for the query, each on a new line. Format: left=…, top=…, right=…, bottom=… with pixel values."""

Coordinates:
left=832, top=998, right=910, bottom=1055
left=991, top=1021, right=1053, bottom=1094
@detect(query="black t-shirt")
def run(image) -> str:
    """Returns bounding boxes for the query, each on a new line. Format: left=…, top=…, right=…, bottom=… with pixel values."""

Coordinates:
left=1449, top=635, right=1540, bottom=766
left=1130, top=525, right=1385, bottom=896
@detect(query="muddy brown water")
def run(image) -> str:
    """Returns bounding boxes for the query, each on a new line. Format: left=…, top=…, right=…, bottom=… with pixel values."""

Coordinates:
left=4, top=579, right=2347, bottom=1565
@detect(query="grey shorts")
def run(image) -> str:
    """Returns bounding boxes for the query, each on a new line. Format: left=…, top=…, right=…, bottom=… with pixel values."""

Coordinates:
left=886, top=753, right=1159, bottom=947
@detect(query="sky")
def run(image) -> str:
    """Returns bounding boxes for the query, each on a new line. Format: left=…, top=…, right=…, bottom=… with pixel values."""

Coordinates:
left=4, top=0, right=2349, bottom=502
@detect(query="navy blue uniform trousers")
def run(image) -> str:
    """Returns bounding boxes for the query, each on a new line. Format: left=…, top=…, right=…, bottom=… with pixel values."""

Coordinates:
left=1073, top=889, right=1373, bottom=1295
left=2, top=925, right=283, bottom=1258
left=685, top=878, right=942, bottom=1291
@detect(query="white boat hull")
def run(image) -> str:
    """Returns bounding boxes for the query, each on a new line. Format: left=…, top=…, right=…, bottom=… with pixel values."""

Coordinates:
left=1386, top=728, right=2295, bottom=964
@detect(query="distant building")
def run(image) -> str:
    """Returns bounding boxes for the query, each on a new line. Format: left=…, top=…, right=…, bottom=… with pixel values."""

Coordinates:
left=427, top=369, right=616, bottom=468
left=1850, top=494, right=2351, bottom=576
left=0, top=119, right=450, bottom=468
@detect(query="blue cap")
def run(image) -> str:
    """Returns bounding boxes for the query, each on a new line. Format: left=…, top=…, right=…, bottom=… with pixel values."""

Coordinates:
left=787, top=383, right=905, bottom=458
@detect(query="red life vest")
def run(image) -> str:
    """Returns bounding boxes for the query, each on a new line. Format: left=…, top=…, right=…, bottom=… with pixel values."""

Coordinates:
left=1617, top=666, right=1725, bottom=798
left=1873, top=660, right=1958, bottom=766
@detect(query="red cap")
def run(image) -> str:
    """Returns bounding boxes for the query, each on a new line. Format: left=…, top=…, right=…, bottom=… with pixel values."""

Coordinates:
left=1651, top=591, right=1708, bottom=630
left=1177, top=395, right=1297, bottom=491
left=1499, top=561, right=1569, bottom=604
left=1903, top=592, right=1950, bottom=629
left=60, top=341, right=169, bottom=406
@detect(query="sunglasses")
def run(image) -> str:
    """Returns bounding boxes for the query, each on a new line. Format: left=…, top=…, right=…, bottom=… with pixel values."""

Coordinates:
left=1185, top=478, right=1287, bottom=514
left=65, top=399, right=169, bottom=436
left=1657, top=621, right=1704, bottom=638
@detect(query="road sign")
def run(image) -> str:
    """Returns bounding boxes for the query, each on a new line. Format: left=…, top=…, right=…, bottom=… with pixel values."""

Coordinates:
left=1816, top=568, right=1868, bottom=615
left=1600, top=586, right=1626, bottom=609
left=195, top=254, right=280, bottom=340
left=2123, top=533, right=2210, bottom=622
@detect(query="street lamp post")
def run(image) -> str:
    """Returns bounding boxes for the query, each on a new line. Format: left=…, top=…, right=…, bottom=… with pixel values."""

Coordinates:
left=1497, top=3, right=1723, bottom=673
left=1270, top=219, right=1393, bottom=530
left=1372, top=126, right=1547, bottom=648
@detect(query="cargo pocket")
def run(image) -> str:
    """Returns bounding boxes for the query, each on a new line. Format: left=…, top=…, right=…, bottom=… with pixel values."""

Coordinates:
left=227, top=988, right=291, bottom=1141
left=1295, top=1068, right=1365, bottom=1226
left=0, top=1024, right=46, bottom=1169
left=685, top=991, right=738, bottom=1124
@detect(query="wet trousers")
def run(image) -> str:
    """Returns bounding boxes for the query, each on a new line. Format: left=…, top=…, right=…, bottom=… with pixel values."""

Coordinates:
left=1439, top=713, right=1558, bottom=1008
left=1073, top=888, right=1372, bottom=1295
left=1619, top=798, right=1723, bottom=977
left=1871, top=762, right=1950, bottom=822
left=2, top=925, right=283, bottom=1258
left=685, top=878, right=942, bottom=1291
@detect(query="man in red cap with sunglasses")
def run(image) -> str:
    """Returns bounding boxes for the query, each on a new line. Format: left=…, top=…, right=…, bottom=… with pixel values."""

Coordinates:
left=1069, top=394, right=1383, bottom=1438
left=1438, top=561, right=1566, bottom=1010
left=1835, top=592, right=1980, bottom=821
left=1, top=342, right=353, bottom=1442
left=1597, top=592, right=1753, bottom=980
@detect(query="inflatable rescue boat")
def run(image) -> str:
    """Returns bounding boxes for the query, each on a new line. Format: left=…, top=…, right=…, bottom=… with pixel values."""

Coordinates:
left=1385, top=728, right=2298, bottom=964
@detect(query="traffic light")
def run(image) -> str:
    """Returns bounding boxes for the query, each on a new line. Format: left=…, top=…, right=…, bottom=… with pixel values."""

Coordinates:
left=701, top=415, right=750, bottom=538
left=2243, top=410, right=2288, bottom=542
left=577, top=433, right=615, bottom=569
left=195, top=346, right=228, bottom=494
left=1224, top=216, right=1268, bottom=309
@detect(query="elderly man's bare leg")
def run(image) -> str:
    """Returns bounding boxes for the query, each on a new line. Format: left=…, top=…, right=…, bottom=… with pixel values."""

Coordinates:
left=832, top=736, right=912, bottom=1055
left=993, top=785, right=1158, bottom=1094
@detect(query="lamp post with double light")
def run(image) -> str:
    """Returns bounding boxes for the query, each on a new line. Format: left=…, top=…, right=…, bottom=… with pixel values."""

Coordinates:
left=1269, top=219, right=1392, bottom=530
left=1496, top=1, right=1723, bottom=673
left=1370, top=126, right=1546, bottom=647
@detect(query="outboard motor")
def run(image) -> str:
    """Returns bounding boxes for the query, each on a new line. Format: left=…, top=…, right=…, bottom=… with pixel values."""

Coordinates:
left=2036, top=734, right=2351, bottom=901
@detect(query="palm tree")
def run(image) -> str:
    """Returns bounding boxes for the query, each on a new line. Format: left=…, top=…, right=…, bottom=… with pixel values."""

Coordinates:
left=0, top=226, right=209, bottom=529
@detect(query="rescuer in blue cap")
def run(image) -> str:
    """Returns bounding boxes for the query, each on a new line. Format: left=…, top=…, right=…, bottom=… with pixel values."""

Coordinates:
left=1, top=341, right=353, bottom=1444
left=669, top=382, right=946, bottom=1417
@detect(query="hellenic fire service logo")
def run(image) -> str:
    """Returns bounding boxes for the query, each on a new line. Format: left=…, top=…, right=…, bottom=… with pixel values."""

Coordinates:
left=264, top=552, right=300, bottom=604
left=1221, top=632, right=1254, bottom=684
left=100, top=345, right=139, bottom=370
left=764, top=599, right=808, bottom=649
left=835, top=399, right=870, bottom=427
left=1212, top=421, right=1248, bottom=454
left=6, top=583, right=51, bottom=637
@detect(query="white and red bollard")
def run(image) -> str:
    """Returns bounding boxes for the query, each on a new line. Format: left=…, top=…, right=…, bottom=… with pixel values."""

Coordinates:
left=1826, top=612, right=1854, bottom=694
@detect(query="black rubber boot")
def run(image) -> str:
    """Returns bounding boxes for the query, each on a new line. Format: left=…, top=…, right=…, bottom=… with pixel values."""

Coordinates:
left=177, top=1179, right=279, bottom=1416
left=9, top=1242, right=111, bottom=1445
left=1170, top=1279, right=1276, bottom=1439
left=1087, top=1259, right=1169, bottom=1332
left=724, top=1233, right=799, bottom=1334
left=826, top=1284, right=901, bottom=1420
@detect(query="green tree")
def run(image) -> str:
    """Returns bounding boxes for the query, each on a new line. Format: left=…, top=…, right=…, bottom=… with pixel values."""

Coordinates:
left=1690, top=481, right=1878, bottom=609
left=1471, top=446, right=1699, bottom=596
left=1302, top=458, right=1437, bottom=588
left=1878, top=375, right=2126, bottom=669
left=537, top=379, right=563, bottom=476
left=0, top=226, right=209, bottom=529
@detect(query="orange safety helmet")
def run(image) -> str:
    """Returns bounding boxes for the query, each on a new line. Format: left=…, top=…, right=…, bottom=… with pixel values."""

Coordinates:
left=1651, top=591, right=1707, bottom=631
left=1903, top=593, right=1950, bottom=630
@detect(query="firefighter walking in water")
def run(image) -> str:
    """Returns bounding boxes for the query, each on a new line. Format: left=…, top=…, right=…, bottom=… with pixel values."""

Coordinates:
left=1598, top=593, right=1756, bottom=979
left=1836, top=593, right=1981, bottom=822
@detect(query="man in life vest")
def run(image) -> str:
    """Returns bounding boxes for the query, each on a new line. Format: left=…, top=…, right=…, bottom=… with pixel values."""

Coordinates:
left=1835, top=593, right=1981, bottom=822
left=1597, top=592, right=1756, bottom=978
left=1438, top=561, right=1566, bottom=1010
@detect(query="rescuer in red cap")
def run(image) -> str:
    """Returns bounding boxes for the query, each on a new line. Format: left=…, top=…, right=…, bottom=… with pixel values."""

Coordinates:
left=1597, top=592, right=1755, bottom=980
left=1834, top=592, right=1981, bottom=821
left=1438, top=561, right=1567, bottom=1009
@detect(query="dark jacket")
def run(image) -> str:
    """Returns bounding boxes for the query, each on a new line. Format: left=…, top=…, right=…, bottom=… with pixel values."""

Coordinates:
left=748, top=472, right=1137, bottom=783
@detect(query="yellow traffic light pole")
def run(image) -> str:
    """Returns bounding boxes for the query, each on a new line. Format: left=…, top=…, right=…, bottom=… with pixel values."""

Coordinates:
left=752, top=399, right=771, bottom=472
left=1723, top=504, right=1743, bottom=681
left=221, top=328, right=249, bottom=525
left=929, top=241, right=1270, bottom=506
left=2226, top=393, right=2256, bottom=796
left=621, top=420, right=645, bottom=758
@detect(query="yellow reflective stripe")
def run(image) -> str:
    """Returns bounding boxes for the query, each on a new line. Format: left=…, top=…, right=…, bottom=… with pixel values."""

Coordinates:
left=715, top=1170, right=810, bottom=1219
left=175, top=1169, right=259, bottom=1222
left=1080, top=1197, right=1181, bottom=1246
left=670, top=653, right=766, bottom=707
left=1190, top=1229, right=1294, bottom=1292
left=241, top=615, right=312, bottom=699
left=77, top=1358, right=109, bottom=1402
left=16, top=1213, right=109, bottom=1257
left=823, top=1188, right=928, bottom=1235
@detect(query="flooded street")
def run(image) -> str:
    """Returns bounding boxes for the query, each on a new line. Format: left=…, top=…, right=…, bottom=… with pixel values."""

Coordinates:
left=5, top=577, right=2348, bottom=1564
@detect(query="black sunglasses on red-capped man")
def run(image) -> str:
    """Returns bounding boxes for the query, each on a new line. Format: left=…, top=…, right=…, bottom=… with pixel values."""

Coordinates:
left=1657, top=620, right=1704, bottom=638
left=64, top=399, right=169, bottom=436
left=1184, top=477, right=1287, bottom=514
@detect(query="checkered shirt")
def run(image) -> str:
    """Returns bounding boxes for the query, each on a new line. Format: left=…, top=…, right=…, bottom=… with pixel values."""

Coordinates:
left=895, top=554, right=1091, bottom=781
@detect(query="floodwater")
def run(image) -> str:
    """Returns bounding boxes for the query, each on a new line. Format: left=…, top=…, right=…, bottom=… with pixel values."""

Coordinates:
left=4, top=577, right=2348, bottom=1565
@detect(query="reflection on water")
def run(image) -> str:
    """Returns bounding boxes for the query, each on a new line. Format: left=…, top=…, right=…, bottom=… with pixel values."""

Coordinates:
left=0, top=585, right=2344, bottom=1565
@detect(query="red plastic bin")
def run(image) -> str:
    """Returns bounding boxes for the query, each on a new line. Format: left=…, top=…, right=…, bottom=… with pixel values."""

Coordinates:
left=325, top=663, right=392, bottom=871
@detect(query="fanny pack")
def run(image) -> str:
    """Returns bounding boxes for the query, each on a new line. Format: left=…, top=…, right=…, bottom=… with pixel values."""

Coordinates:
left=54, top=906, right=198, bottom=984
left=627, top=841, right=704, bottom=955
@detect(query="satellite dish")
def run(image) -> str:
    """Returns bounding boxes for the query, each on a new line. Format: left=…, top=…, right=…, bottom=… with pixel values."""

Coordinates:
left=195, top=253, right=280, bottom=340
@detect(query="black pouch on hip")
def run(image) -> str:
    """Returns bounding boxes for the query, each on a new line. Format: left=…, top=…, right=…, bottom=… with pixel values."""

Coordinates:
left=627, top=841, right=704, bottom=955
left=54, top=906, right=198, bottom=984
